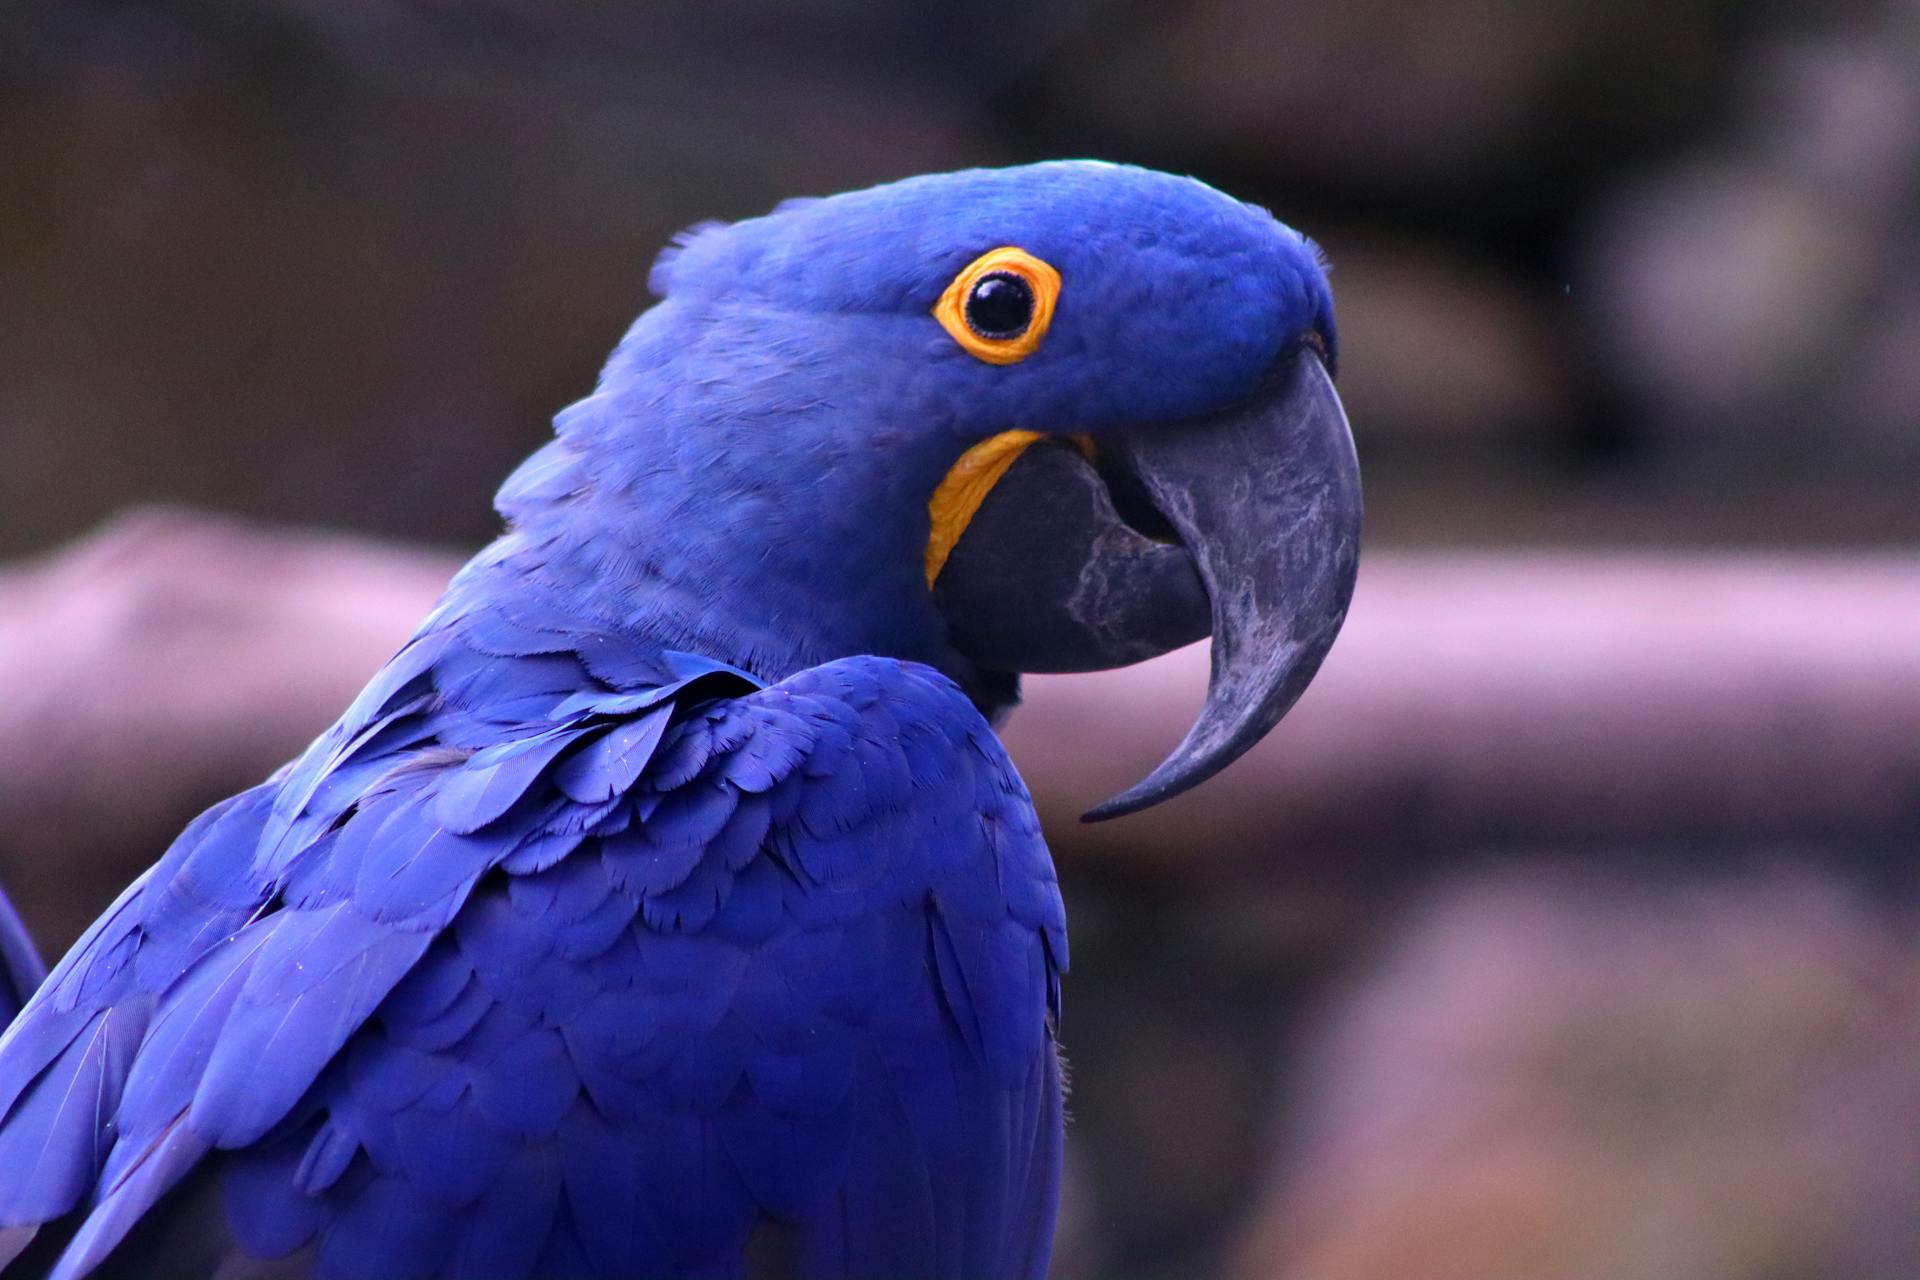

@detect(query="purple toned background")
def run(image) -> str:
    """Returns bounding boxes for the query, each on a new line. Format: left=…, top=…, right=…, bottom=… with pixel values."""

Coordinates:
left=4, top=3, right=1919, bottom=1276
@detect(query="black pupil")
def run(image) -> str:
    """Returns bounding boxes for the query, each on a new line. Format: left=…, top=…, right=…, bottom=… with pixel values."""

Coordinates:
left=964, top=272, right=1034, bottom=339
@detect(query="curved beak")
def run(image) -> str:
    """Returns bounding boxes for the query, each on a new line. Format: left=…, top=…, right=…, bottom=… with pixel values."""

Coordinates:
left=934, top=346, right=1362, bottom=820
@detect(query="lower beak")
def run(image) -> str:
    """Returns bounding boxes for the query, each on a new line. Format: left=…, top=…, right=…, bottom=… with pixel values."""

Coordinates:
left=934, top=346, right=1362, bottom=819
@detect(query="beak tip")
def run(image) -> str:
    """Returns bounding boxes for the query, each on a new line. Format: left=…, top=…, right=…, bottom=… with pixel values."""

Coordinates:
left=1079, top=796, right=1135, bottom=824
left=1078, top=764, right=1190, bottom=823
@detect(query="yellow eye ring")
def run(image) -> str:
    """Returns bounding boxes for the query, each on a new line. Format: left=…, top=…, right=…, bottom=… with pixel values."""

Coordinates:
left=933, top=247, right=1061, bottom=365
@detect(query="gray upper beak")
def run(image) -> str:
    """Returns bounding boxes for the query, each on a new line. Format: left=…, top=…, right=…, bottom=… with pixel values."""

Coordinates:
left=934, top=344, right=1362, bottom=820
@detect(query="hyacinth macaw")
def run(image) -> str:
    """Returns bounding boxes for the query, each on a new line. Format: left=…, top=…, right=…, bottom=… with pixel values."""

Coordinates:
left=0, top=161, right=1360, bottom=1279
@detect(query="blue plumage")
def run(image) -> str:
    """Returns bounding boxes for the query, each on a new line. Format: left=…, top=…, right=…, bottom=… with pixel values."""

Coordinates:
left=0, top=599, right=1064, bottom=1277
left=0, top=159, right=1350, bottom=1278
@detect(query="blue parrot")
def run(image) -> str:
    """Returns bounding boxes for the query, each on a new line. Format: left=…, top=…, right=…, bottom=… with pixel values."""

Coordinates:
left=0, top=161, right=1360, bottom=1279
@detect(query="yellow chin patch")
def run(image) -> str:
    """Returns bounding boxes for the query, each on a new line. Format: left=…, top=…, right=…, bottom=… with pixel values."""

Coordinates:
left=924, top=430, right=1095, bottom=588
left=925, top=430, right=1044, bottom=588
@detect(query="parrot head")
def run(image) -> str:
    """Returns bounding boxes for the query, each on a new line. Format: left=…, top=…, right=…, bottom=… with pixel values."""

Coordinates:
left=497, top=160, right=1361, bottom=819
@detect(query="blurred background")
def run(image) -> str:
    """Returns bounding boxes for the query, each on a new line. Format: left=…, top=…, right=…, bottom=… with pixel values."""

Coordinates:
left=3, top=2, right=1919, bottom=1277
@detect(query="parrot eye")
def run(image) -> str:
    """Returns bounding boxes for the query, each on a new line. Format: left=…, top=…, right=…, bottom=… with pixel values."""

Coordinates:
left=934, top=246, right=1060, bottom=365
left=966, top=273, right=1033, bottom=338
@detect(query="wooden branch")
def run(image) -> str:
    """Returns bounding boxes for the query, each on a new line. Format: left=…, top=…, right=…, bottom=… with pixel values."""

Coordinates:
left=1007, top=550, right=1920, bottom=870
left=3, top=508, right=1917, bottom=946
left=0, top=508, right=457, bottom=947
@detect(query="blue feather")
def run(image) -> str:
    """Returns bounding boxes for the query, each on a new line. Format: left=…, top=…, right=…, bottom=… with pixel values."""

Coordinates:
left=467, top=1027, right=576, bottom=1138
left=384, top=971, right=491, bottom=1055
left=0, top=1010, right=139, bottom=1221
left=433, top=728, right=580, bottom=835
left=377, top=937, right=474, bottom=1029
left=49, top=1121, right=210, bottom=1280
left=389, top=1098, right=511, bottom=1208
left=541, top=884, right=640, bottom=964
left=547, top=706, right=671, bottom=805
left=293, top=1121, right=360, bottom=1197
left=504, top=854, right=612, bottom=925
left=225, top=1127, right=330, bottom=1254
left=439, top=1143, right=560, bottom=1280
left=558, top=1104, right=671, bottom=1273
left=194, top=909, right=435, bottom=1147
left=320, top=1168, right=455, bottom=1280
